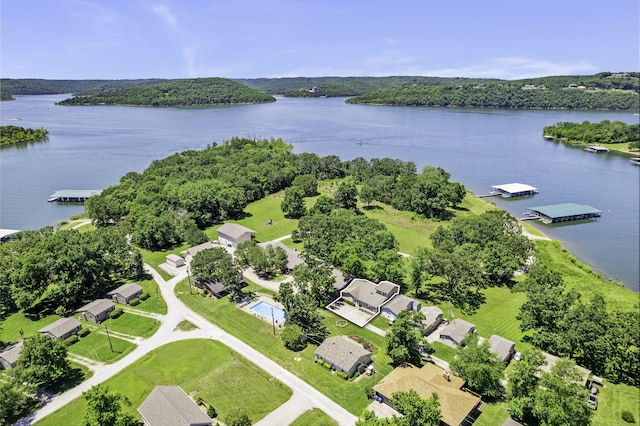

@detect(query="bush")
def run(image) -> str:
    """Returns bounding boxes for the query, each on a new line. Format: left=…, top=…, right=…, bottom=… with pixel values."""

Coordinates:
left=78, top=328, right=91, bottom=338
left=207, top=405, right=217, bottom=418
left=140, top=292, right=150, bottom=300
left=64, top=335, right=79, bottom=346
left=365, top=384, right=376, bottom=399
left=129, top=297, right=140, bottom=306
left=622, top=411, right=636, bottom=423
left=336, top=371, right=348, bottom=379
left=280, top=324, right=307, bottom=351
left=110, top=307, right=123, bottom=319
left=353, top=371, right=360, bottom=378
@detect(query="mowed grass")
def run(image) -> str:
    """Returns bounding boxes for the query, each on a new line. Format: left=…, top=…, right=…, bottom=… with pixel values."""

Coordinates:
left=430, top=341, right=458, bottom=364
left=131, top=278, right=167, bottom=315
left=0, top=312, right=60, bottom=342
left=67, top=330, right=135, bottom=363
left=36, top=339, right=292, bottom=426
left=593, top=382, right=640, bottom=426
left=290, top=408, right=339, bottom=426
left=176, top=279, right=393, bottom=415
left=99, top=312, right=160, bottom=338
left=139, top=242, right=189, bottom=280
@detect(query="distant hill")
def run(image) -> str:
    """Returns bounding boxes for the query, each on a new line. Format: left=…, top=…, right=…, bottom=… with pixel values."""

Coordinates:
left=0, top=78, right=163, bottom=96
left=55, top=78, right=275, bottom=106
left=346, top=73, right=639, bottom=110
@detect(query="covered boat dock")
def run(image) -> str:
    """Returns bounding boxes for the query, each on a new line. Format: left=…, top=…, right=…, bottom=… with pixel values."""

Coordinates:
left=48, top=190, right=101, bottom=202
left=527, top=203, right=601, bottom=224
left=490, top=183, right=539, bottom=198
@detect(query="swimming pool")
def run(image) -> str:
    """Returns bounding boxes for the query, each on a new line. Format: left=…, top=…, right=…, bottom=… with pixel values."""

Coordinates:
left=249, top=300, right=286, bottom=325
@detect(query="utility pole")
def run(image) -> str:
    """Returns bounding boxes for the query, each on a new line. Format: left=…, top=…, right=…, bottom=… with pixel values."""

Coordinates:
left=187, top=267, right=193, bottom=295
left=104, top=323, right=114, bottom=352
left=271, top=306, right=276, bottom=335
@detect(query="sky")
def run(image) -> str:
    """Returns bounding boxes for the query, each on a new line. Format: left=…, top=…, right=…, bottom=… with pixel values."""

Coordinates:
left=1, top=0, right=638, bottom=80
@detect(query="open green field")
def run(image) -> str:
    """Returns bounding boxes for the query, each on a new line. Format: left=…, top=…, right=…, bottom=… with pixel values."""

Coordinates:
left=176, top=280, right=393, bottom=415
left=36, top=339, right=292, bottom=426
left=593, top=382, right=640, bottom=426
left=67, top=330, right=135, bottom=363
left=98, top=311, right=159, bottom=338
left=0, top=312, right=60, bottom=343
left=290, top=408, right=339, bottom=426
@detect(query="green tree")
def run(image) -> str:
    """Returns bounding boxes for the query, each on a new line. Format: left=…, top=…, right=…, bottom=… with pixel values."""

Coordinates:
left=359, top=183, right=376, bottom=206
left=83, top=385, right=137, bottom=426
left=392, top=390, right=441, bottom=426
left=224, top=408, right=252, bottom=426
left=450, top=333, right=505, bottom=397
left=191, top=247, right=244, bottom=297
left=285, top=293, right=328, bottom=344
left=506, top=349, right=546, bottom=422
left=280, top=324, right=307, bottom=351
left=334, top=179, right=358, bottom=210
left=291, top=173, right=318, bottom=197
left=281, top=187, right=306, bottom=218
left=292, top=262, right=336, bottom=306
left=0, top=376, right=34, bottom=425
left=385, top=310, right=426, bottom=366
left=15, top=333, right=71, bottom=388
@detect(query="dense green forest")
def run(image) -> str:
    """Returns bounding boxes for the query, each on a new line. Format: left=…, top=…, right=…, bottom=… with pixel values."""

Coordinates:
left=56, top=78, right=275, bottom=106
left=0, top=78, right=162, bottom=96
left=1, top=92, right=15, bottom=101
left=543, top=120, right=640, bottom=149
left=0, top=126, right=48, bottom=146
left=347, top=78, right=639, bottom=110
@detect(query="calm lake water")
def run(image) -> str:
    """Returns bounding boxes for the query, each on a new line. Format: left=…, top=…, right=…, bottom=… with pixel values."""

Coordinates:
left=1, top=95, right=638, bottom=290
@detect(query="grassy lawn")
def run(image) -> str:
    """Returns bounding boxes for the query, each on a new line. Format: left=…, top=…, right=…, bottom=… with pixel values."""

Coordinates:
left=175, top=279, right=393, bottom=415
left=430, top=341, right=457, bottom=364
left=290, top=408, right=339, bottom=426
left=67, top=330, right=135, bottom=363
left=0, top=312, right=60, bottom=343
left=138, top=242, right=190, bottom=280
left=36, top=339, right=292, bottom=426
left=131, top=278, right=167, bottom=315
left=593, top=382, right=640, bottom=426
left=473, top=400, right=510, bottom=426
left=100, top=312, right=160, bottom=338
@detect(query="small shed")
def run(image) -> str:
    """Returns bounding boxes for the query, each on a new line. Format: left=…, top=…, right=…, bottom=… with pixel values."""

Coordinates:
left=217, top=223, right=254, bottom=248
left=439, top=318, right=475, bottom=348
left=107, top=283, right=143, bottom=305
left=165, top=254, right=185, bottom=268
left=421, top=306, right=443, bottom=335
left=0, top=341, right=23, bottom=370
left=76, top=299, right=115, bottom=323
left=488, top=335, right=516, bottom=363
left=138, top=386, right=212, bottom=426
left=315, top=336, right=372, bottom=377
left=39, top=317, right=82, bottom=340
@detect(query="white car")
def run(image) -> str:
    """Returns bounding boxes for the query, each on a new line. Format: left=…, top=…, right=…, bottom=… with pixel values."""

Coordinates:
left=513, top=352, right=522, bottom=361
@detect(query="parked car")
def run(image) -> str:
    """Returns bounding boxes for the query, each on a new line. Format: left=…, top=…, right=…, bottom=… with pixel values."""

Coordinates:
left=513, top=352, right=522, bottom=361
left=587, top=394, right=598, bottom=409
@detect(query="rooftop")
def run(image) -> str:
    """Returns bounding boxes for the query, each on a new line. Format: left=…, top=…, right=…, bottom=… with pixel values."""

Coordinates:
left=107, top=283, right=143, bottom=299
left=0, top=340, right=24, bottom=366
left=491, top=183, right=538, bottom=194
left=217, top=223, right=255, bottom=240
left=440, top=318, right=475, bottom=344
left=528, top=203, right=601, bottom=219
left=138, top=386, right=212, bottom=426
left=258, top=240, right=304, bottom=270
left=48, top=189, right=101, bottom=199
left=38, top=317, right=81, bottom=339
left=315, top=336, right=371, bottom=372
left=76, top=298, right=114, bottom=315
left=488, top=335, right=515, bottom=361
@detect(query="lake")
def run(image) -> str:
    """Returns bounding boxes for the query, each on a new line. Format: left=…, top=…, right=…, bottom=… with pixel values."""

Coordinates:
left=1, top=94, right=638, bottom=290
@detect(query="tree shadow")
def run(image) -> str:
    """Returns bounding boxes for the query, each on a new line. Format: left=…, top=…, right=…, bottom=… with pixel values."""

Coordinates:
left=47, top=366, right=88, bottom=394
left=362, top=205, right=383, bottom=211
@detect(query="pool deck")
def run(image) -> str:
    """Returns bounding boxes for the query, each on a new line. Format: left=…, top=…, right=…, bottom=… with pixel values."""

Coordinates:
left=241, top=295, right=286, bottom=327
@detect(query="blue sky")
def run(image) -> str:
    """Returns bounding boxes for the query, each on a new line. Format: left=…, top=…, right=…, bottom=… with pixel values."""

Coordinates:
left=2, top=0, right=638, bottom=80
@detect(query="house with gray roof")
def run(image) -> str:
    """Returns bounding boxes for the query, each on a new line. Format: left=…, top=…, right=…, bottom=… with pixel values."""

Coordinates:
left=76, top=299, right=115, bottom=323
left=439, top=318, right=475, bottom=348
left=340, top=279, right=400, bottom=313
left=537, top=352, right=592, bottom=387
left=315, top=336, right=372, bottom=377
left=488, top=335, right=516, bottom=363
left=39, top=317, right=82, bottom=340
left=181, top=241, right=215, bottom=260
left=107, top=283, right=143, bottom=305
left=421, top=306, right=443, bottom=335
left=258, top=240, right=304, bottom=272
left=381, top=294, right=421, bottom=321
left=138, top=386, right=212, bottom=426
left=217, top=223, right=254, bottom=248
left=0, top=341, right=23, bottom=370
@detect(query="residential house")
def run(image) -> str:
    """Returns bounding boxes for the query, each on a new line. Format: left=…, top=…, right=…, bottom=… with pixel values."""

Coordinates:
left=107, top=283, right=143, bottom=305
left=76, top=299, right=115, bottom=323
left=374, top=363, right=482, bottom=426
left=0, top=341, right=23, bottom=370
left=380, top=294, right=421, bottom=321
left=165, top=254, right=185, bottom=268
left=537, top=352, right=592, bottom=387
left=258, top=240, right=304, bottom=272
left=181, top=242, right=215, bottom=261
left=439, top=318, right=475, bottom=348
left=421, top=306, right=443, bottom=335
left=217, top=223, right=254, bottom=248
left=488, top=335, right=516, bottom=363
left=340, top=279, right=400, bottom=313
left=38, top=317, right=82, bottom=340
left=138, top=386, right=212, bottom=426
left=194, top=276, right=239, bottom=298
left=315, top=336, right=372, bottom=377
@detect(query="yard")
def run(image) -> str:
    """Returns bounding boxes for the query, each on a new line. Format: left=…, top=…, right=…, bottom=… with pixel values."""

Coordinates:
left=290, top=408, right=338, bottom=426
left=92, top=311, right=160, bottom=338
left=36, top=339, right=292, bottom=426
left=130, top=278, right=167, bottom=315
left=67, top=329, right=135, bottom=363
left=0, top=312, right=61, bottom=342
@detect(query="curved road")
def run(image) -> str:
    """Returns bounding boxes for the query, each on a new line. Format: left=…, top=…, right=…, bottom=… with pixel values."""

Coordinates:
left=19, top=266, right=356, bottom=426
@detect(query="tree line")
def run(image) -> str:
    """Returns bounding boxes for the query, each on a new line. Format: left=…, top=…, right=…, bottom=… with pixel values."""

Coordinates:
left=0, top=125, right=48, bottom=146
left=543, top=120, right=640, bottom=149
left=56, top=78, right=275, bottom=106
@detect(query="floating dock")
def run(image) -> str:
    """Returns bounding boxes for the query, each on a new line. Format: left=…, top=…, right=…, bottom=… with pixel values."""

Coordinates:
left=47, top=190, right=101, bottom=202
left=526, top=203, right=601, bottom=224
left=479, top=183, right=538, bottom=198
left=0, top=229, right=21, bottom=242
left=584, top=146, right=609, bottom=153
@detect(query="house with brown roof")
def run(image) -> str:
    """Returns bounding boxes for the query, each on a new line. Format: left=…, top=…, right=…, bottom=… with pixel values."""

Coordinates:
left=217, top=223, right=254, bottom=248
left=488, top=335, right=516, bottom=363
left=138, top=386, right=212, bottom=426
left=38, top=317, right=82, bottom=340
left=439, top=318, right=475, bottom=348
left=107, top=283, right=143, bottom=305
left=76, top=299, right=115, bottom=323
left=374, top=363, right=482, bottom=426
left=315, top=336, right=372, bottom=377
left=380, top=294, right=421, bottom=321
left=0, top=341, right=23, bottom=370
left=421, top=306, right=443, bottom=335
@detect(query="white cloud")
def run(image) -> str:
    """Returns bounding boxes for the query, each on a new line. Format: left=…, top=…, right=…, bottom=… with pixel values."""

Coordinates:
left=152, top=4, right=178, bottom=30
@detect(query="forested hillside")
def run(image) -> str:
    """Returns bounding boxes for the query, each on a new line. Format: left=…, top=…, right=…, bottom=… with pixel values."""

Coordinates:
left=543, top=120, right=640, bottom=149
left=0, top=78, right=162, bottom=96
left=348, top=73, right=639, bottom=110
left=56, top=78, right=275, bottom=106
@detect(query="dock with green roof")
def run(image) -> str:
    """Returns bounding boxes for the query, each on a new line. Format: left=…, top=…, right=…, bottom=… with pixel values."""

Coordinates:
left=526, top=203, right=601, bottom=224
left=47, top=189, right=101, bottom=202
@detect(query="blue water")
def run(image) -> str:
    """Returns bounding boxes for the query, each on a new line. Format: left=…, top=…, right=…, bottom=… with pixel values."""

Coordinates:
left=250, top=301, right=286, bottom=324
